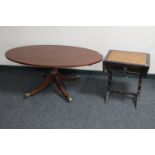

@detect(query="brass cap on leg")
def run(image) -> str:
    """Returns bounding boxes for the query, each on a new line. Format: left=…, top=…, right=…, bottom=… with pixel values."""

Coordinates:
left=67, top=96, right=73, bottom=102
left=24, top=93, right=31, bottom=98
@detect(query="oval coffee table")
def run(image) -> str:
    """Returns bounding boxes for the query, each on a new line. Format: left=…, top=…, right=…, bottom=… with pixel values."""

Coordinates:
left=5, top=45, right=103, bottom=101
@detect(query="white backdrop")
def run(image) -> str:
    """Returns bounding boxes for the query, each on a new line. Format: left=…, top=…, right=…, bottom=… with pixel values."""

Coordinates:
left=0, top=26, right=154, bottom=73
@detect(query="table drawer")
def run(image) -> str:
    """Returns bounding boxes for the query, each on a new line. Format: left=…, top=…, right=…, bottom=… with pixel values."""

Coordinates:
left=103, top=63, right=143, bottom=74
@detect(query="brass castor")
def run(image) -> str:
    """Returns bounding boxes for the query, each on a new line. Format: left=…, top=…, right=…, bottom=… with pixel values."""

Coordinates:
left=24, top=93, right=31, bottom=98
left=67, top=96, right=73, bottom=102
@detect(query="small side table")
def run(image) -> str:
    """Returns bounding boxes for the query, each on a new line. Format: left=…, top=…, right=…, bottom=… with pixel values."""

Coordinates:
left=103, top=50, right=150, bottom=108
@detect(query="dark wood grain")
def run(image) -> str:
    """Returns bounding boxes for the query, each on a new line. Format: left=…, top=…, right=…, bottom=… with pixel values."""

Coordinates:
left=5, top=45, right=103, bottom=101
left=5, top=45, right=103, bottom=68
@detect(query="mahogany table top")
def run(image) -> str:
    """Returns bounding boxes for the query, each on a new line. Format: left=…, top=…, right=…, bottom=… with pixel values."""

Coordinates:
left=5, top=45, right=103, bottom=68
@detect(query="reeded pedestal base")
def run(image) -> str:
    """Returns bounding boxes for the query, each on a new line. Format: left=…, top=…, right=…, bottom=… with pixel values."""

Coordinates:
left=24, top=68, right=80, bottom=101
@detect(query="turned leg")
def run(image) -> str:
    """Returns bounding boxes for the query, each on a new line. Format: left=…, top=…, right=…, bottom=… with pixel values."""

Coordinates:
left=24, top=74, right=53, bottom=97
left=105, top=70, right=112, bottom=103
left=134, top=74, right=143, bottom=109
left=54, top=74, right=72, bottom=102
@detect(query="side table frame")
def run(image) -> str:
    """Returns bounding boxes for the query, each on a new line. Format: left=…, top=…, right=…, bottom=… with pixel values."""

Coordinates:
left=103, top=50, right=150, bottom=109
left=105, top=70, right=143, bottom=109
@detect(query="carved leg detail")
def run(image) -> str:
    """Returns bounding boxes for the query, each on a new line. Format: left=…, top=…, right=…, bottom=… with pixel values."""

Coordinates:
left=134, top=74, right=143, bottom=109
left=54, top=75, right=72, bottom=102
left=24, top=68, right=80, bottom=101
left=105, top=71, right=112, bottom=103
left=25, top=76, right=53, bottom=97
